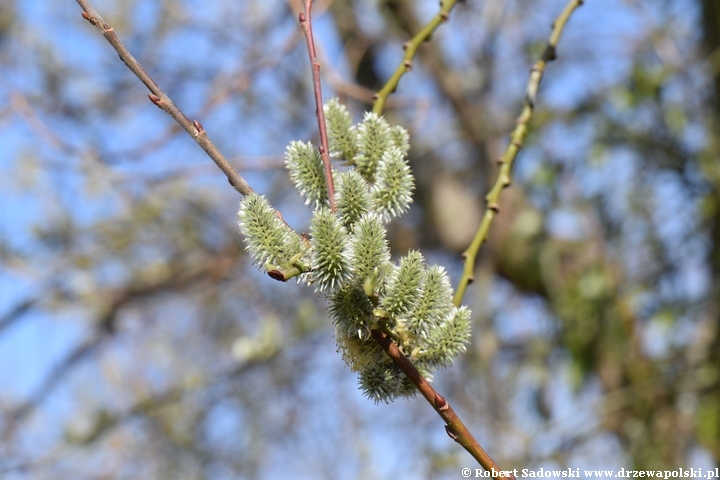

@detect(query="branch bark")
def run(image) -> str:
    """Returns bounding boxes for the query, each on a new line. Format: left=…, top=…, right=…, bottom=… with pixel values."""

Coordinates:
left=371, top=329, right=515, bottom=478
left=75, top=0, right=253, bottom=196
left=299, top=0, right=336, bottom=212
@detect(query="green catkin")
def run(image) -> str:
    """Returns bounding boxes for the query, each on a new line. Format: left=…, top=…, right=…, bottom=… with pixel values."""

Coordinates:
left=285, top=140, right=329, bottom=210
left=334, top=324, right=385, bottom=372
left=238, top=99, right=472, bottom=402
left=348, top=212, right=391, bottom=296
left=335, top=170, right=372, bottom=230
left=237, top=192, right=307, bottom=269
left=358, top=363, right=403, bottom=404
left=372, top=146, right=414, bottom=222
left=324, top=98, right=357, bottom=163
left=407, top=265, right=454, bottom=338
left=309, top=207, right=352, bottom=293
left=379, top=250, right=424, bottom=318
left=390, top=124, right=410, bottom=155
left=353, top=112, right=392, bottom=181
left=418, top=306, right=472, bottom=369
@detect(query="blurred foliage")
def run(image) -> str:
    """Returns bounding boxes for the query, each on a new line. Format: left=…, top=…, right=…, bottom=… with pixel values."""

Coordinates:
left=1, top=0, right=719, bottom=478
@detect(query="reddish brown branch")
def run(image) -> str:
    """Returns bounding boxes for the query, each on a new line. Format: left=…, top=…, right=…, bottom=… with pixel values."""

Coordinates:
left=75, top=0, right=253, bottom=197
left=371, top=330, right=515, bottom=478
left=298, top=0, right=336, bottom=212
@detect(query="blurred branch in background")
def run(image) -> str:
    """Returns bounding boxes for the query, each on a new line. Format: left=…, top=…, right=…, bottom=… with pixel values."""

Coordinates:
left=454, top=0, right=584, bottom=305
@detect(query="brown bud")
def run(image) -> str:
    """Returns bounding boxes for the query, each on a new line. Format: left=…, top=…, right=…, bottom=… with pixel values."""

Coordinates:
left=147, top=94, right=162, bottom=107
left=444, top=425, right=459, bottom=441
left=267, top=270, right=287, bottom=282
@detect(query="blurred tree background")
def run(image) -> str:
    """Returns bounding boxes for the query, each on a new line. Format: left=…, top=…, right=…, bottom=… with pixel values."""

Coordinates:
left=1, top=0, right=719, bottom=478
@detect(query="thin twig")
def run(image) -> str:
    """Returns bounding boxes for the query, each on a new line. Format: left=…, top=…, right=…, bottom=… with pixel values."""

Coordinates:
left=0, top=296, right=38, bottom=335
left=74, top=0, right=253, bottom=196
left=372, top=0, right=462, bottom=114
left=453, top=0, right=584, bottom=307
left=299, top=0, right=336, bottom=212
left=371, top=330, right=515, bottom=479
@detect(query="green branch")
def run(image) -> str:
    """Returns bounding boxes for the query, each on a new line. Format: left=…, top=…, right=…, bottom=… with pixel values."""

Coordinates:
left=453, top=0, right=584, bottom=307
left=372, top=0, right=461, bottom=114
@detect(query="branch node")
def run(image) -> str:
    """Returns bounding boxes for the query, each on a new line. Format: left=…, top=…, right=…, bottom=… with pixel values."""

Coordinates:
left=402, top=41, right=410, bottom=51
left=440, top=11, right=449, bottom=21
left=403, top=60, right=413, bottom=71
left=496, top=157, right=505, bottom=165
left=298, top=12, right=306, bottom=23
left=81, top=11, right=91, bottom=21
left=489, top=203, right=500, bottom=213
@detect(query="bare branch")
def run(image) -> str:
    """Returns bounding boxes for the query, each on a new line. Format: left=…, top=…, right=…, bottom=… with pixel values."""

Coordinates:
left=298, top=0, right=336, bottom=212
left=74, top=0, right=253, bottom=196
left=372, top=0, right=462, bottom=115
left=371, top=329, right=515, bottom=478
left=0, top=297, right=38, bottom=335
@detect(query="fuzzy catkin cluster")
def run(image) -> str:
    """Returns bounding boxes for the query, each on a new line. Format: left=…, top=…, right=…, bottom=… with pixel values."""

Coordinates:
left=238, top=99, right=471, bottom=403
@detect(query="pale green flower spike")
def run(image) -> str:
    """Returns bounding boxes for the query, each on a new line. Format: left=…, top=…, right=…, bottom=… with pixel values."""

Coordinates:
left=309, top=207, right=352, bottom=293
left=329, top=285, right=375, bottom=339
left=335, top=170, right=372, bottom=230
left=372, top=146, right=414, bottom=222
left=285, top=141, right=328, bottom=210
left=390, top=124, right=410, bottom=155
left=237, top=193, right=307, bottom=269
left=407, top=265, right=454, bottom=338
left=419, top=306, right=472, bottom=369
left=348, top=212, right=391, bottom=296
left=353, top=112, right=392, bottom=181
left=324, top=98, right=357, bottom=163
left=379, top=250, right=424, bottom=318
left=358, top=363, right=403, bottom=403
left=334, top=323, right=384, bottom=372
left=237, top=98, right=472, bottom=403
